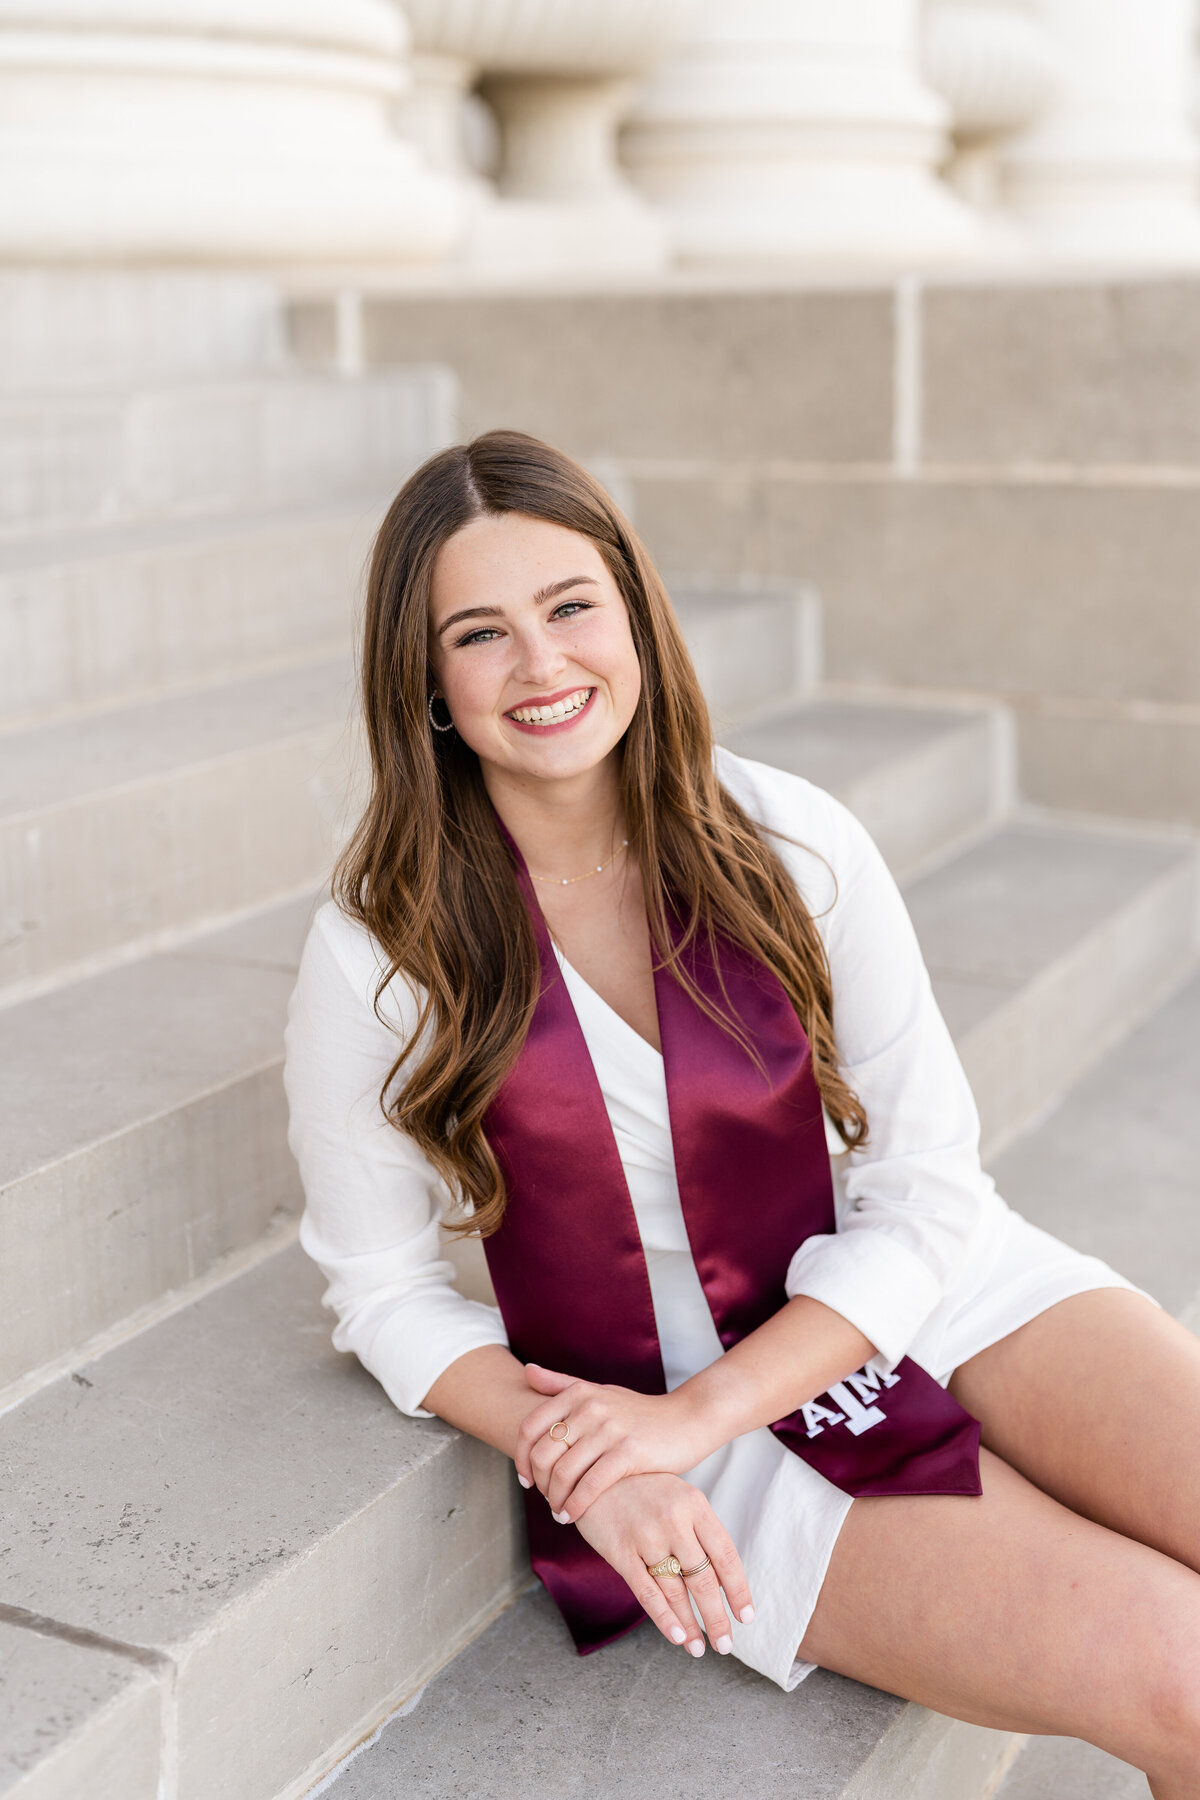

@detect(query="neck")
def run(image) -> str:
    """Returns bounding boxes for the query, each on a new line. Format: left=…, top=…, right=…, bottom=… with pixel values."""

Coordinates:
left=481, top=753, right=626, bottom=882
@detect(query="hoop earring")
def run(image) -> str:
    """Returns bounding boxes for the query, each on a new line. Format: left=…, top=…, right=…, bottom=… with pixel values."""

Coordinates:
left=428, top=692, right=455, bottom=734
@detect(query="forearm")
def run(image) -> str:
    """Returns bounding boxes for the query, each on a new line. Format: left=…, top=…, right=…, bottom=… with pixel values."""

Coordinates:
left=422, top=1343, right=541, bottom=1460
left=673, top=1295, right=876, bottom=1462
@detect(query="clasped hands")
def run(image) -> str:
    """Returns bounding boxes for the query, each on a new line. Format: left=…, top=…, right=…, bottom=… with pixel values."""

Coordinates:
left=514, top=1362, right=711, bottom=1522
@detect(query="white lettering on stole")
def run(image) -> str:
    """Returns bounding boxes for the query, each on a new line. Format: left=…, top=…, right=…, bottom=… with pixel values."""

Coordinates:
left=800, top=1364, right=902, bottom=1439
left=801, top=1400, right=847, bottom=1439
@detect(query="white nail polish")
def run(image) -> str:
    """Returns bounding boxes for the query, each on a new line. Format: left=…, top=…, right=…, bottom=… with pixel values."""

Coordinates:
left=739, top=1605, right=755, bottom=1625
left=687, top=1640, right=705, bottom=1658
left=517, top=1475, right=531, bottom=1489
left=716, top=1635, right=732, bottom=1655
left=552, top=1510, right=571, bottom=1524
left=670, top=1625, right=686, bottom=1644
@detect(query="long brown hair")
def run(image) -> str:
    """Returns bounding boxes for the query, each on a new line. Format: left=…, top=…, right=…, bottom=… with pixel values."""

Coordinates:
left=335, top=429, right=866, bottom=1235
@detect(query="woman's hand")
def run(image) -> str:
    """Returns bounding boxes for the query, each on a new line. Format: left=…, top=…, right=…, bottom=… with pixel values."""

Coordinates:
left=515, top=1364, right=715, bottom=1522
left=573, top=1473, right=755, bottom=1657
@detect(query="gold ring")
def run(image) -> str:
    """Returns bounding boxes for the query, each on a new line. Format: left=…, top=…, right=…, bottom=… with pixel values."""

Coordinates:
left=680, top=1555, right=712, bottom=1579
left=646, top=1555, right=683, bottom=1579
left=548, top=1421, right=571, bottom=1445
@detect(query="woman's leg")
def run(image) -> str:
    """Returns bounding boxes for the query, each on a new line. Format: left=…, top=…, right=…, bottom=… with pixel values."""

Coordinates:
left=796, top=1447, right=1200, bottom=1796
left=947, top=1288, right=1200, bottom=1572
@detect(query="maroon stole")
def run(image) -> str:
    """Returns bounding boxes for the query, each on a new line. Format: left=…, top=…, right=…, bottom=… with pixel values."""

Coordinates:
left=481, top=844, right=982, bottom=1653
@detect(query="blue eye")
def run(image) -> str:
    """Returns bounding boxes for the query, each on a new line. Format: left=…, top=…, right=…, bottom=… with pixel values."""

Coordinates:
left=553, top=600, right=593, bottom=619
left=454, top=627, right=501, bottom=647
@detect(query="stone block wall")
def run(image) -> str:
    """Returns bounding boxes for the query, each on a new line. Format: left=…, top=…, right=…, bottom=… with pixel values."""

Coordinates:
left=295, top=275, right=1200, bottom=830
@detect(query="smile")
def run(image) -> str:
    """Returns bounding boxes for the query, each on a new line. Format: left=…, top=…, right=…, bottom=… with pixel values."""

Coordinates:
left=506, top=687, right=595, bottom=730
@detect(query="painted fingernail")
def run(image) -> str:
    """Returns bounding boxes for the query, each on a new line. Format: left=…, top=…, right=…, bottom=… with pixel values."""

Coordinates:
left=670, top=1625, right=686, bottom=1644
left=552, top=1510, right=571, bottom=1524
left=687, top=1639, right=705, bottom=1658
left=739, top=1605, right=755, bottom=1625
left=517, top=1475, right=531, bottom=1489
left=716, top=1635, right=733, bottom=1655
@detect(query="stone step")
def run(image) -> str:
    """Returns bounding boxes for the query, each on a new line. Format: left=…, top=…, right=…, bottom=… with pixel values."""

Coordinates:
left=0, top=271, right=284, bottom=392
left=0, top=500, right=386, bottom=730
left=312, top=1587, right=1023, bottom=1800
left=4, top=838, right=1198, bottom=1800
left=0, top=696, right=1003, bottom=1398
left=671, top=578, right=823, bottom=728
left=995, top=1733, right=1148, bottom=1798
left=0, top=656, right=361, bottom=1003
left=0, top=1243, right=527, bottom=1800
left=0, top=892, right=317, bottom=1410
left=0, top=367, right=451, bottom=538
left=725, top=696, right=1009, bottom=882
left=908, top=820, right=1200, bottom=1157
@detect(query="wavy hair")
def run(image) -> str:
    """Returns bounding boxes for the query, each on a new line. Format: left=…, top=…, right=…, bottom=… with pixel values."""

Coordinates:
left=334, top=429, right=866, bottom=1234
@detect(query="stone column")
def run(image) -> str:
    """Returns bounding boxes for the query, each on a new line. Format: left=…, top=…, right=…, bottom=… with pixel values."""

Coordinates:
left=921, top=0, right=1060, bottom=215
left=399, top=0, right=697, bottom=276
left=622, top=0, right=986, bottom=265
left=998, top=0, right=1200, bottom=262
left=0, top=1, right=462, bottom=262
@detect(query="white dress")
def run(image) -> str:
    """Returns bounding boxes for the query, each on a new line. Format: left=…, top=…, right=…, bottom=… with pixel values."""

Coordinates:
left=283, top=747, right=1159, bottom=1692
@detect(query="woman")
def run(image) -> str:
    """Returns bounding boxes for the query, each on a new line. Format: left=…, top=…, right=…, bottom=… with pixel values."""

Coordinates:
left=284, top=430, right=1200, bottom=1790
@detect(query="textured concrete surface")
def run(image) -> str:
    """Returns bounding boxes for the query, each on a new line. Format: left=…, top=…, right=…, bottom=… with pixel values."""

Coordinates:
left=907, top=821, right=1198, bottom=1151
left=993, top=971, right=1200, bottom=1319
left=921, top=279, right=1200, bottom=468
left=636, top=474, right=1200, bottom=712
left=727, top=700, right=1003, bottom=881
left=996, top=1732, right=1149, bottom=1799
left=0, top=893, right=317, bottom=1395
left=0, top=656, right=362, bottom=996
left=0, top=501, right=381, bottom=727
left=0, top=369, right=451, bottom=533
left=0, top=1245, right=526, bottom=1800
left=316, top=1587, right=1014, bottom=1800
left=0, top=1620, right=160, bottom=1800
left=673, top=581, right=820, bottom=726
left=329, top=288, right=896, bottom=464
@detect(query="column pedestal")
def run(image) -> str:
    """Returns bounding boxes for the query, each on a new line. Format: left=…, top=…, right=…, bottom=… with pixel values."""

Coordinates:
left=622, top=0, right=986, bottom=266
left=0, top=1, right=461, bottom=263
left=999, top=0, right=1200, bottom=263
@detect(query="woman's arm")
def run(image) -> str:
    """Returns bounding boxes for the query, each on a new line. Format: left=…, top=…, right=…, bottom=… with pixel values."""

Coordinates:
left=287, top=907, right=754, bottom=1656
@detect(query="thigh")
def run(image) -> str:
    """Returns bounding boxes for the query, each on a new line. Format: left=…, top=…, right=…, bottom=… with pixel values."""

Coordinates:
left=948, top=1288, right=1200, bottom=1571
left=797, top=1446, right=1200, bottom=1770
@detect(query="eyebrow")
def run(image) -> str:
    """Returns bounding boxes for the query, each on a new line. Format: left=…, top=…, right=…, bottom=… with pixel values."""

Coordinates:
left=435, top=575, right=599, bottom=638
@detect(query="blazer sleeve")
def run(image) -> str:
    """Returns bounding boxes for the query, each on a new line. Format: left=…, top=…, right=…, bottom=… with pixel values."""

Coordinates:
left=283, top=902, right=509, bottom=1418
left=720, top=751, right=1003, bottom=1370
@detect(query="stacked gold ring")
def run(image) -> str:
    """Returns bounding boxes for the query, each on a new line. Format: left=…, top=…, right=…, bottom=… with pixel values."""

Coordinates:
left=645, top=1553, right=712, bottom=1580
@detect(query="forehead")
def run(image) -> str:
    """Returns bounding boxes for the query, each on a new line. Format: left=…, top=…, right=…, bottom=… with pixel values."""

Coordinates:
left=429, top=513, right=610, bottom=614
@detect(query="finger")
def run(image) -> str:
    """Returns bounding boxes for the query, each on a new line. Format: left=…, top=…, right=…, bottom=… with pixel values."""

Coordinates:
left=550, top=1445, right=630, bottom=1520
left=665, top=1529, right=732, bottom=1654
left=544, top=1438, right=609, bottom=1517
left=523, top=1364, right=577, bottom=1395
left=621, top=1560, right=701, bottom=1654
left=699, top=1513, right=755, bottom=1626
left=513, top=1395, right=580, bottom=1484
left=528, top=1434, right=572, bottom=1497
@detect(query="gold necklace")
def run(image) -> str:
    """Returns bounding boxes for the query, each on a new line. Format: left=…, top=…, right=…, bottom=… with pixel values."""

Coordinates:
left=530, top=838, right=629, bottom=887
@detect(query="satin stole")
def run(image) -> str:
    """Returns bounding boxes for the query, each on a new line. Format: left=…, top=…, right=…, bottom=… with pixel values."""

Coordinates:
left=481, top=846, right=981, bottom=1652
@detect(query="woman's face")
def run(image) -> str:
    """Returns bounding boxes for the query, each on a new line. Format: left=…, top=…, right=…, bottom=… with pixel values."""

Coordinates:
left=427, top=511, right=642, bottom=792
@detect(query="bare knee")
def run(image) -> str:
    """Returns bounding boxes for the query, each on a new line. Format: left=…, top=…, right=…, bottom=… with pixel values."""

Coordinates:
left=1131, top=1644, right=1200, bottom=1775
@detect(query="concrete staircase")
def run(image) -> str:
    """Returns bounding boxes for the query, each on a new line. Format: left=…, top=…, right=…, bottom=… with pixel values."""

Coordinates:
left=3, top=530, right=1197, bottom=1798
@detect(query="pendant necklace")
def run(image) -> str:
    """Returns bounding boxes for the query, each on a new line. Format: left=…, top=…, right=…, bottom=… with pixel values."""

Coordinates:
left=529, top=839, right=630, bottom=888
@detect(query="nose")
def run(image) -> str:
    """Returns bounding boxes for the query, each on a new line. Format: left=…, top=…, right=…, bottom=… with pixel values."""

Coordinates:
left=510, top=617, right=567, bottom=688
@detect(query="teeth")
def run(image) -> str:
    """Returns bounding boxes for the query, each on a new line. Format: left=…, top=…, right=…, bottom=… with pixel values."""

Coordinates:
left=510, top=688, right=592, bottom=725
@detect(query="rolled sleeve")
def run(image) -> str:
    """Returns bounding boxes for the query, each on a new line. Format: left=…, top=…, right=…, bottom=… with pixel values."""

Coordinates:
left=284, top=902, right=509, bottom=1419
left=718, top=748, right=1004, bottom=1368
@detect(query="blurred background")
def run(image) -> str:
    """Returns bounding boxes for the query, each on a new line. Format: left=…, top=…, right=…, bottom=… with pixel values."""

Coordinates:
left=2, top=5, right=1199, bottom=1800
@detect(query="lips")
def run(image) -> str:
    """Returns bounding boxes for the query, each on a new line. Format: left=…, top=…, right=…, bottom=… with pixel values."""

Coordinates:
left=506, top=686, right=594, bottom=727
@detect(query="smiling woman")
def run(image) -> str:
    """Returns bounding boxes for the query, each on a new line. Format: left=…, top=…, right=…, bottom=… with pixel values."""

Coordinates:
left=283, top=430, right=1200, bottom=1791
